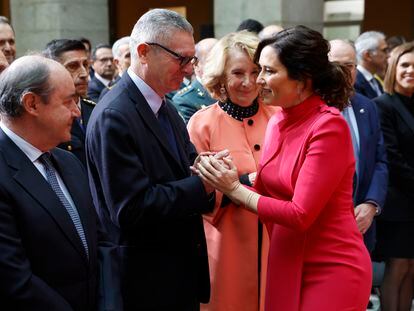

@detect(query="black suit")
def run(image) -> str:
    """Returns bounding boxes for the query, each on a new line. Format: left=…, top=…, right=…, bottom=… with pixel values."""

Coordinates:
left=355, top=69, right=383, bottom=99
left=374, top=93, right=414, bottom=220
left=58, top=98, right=95, bottom=166
left=86, top=73, right=211, bottom=310
left=0, top=129, right=98, bottom=311
left=87, top=76, right=106, bottom=103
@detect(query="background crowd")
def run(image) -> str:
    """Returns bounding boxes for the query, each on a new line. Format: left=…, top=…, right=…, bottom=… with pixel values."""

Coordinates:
left=0, top=8, right=412, bottom=311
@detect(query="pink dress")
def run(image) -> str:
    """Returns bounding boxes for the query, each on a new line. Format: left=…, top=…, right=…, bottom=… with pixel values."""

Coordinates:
left=188, top=102, right=276, bottom=311
left=255, top=95, right=372, bottom=311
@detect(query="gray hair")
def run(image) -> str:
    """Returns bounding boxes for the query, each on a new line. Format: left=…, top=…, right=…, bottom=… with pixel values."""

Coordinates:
left=112, top=36, right=130, bottom=59
left=355, top=31, right=386, bottom=62
left=0, top=55, right=53, bottom=118
left=129, top=9, right=193, bottom=59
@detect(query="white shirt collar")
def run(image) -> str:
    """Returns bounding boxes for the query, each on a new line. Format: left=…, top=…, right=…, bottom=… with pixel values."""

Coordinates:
left=357, top=65, right=375, bottom=82
left=94, top=72, right=112, bottom=87
left=127, top=67, right=163, bottom=115
left=0, top=122, right=43, bottom=163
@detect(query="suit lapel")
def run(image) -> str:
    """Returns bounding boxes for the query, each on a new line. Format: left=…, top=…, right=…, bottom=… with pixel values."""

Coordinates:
left=351, top=97, right=367, bottom=176
left=124, top=74, right=187, bottom=173
left=357, top=70, right=376, bottom=99
left=0, top=131, right=88, bottom=262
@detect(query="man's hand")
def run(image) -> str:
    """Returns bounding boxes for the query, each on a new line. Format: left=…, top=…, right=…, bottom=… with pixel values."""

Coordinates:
left=354, top=203, right=377, bottom=234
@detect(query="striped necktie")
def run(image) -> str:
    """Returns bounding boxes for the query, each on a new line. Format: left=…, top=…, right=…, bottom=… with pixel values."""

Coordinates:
left=39, top=153, right=89, bottom=258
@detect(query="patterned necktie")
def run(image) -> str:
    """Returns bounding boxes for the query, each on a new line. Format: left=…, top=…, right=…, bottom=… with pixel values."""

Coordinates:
left=158, top=101, right=180, bottom=160
left=39, top=153, right=89, bottom=258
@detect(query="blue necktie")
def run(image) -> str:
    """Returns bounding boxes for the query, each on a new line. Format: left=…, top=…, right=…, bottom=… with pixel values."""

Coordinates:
left=158, top=102, right=180, bottom=160
left=39, top=153, right=89, bottom=258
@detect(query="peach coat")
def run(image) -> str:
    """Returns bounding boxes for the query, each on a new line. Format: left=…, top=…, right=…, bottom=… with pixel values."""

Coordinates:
left=188, top=102, right=276, bottom=311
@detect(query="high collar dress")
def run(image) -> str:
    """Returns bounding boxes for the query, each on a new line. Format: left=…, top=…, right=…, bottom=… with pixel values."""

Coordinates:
left=255, top=95, right=372, bottom=311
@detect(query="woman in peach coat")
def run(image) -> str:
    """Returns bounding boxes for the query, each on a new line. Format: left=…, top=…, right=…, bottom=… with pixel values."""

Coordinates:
left=188, top=32, right=277, bottom=311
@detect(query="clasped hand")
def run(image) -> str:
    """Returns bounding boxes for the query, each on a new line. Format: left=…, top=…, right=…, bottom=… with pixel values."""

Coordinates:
left=193, top=151, right=240, bottom=195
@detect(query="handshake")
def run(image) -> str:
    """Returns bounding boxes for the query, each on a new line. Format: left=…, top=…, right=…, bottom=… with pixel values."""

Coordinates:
left=191, top=150, right=256, bottom=195
left=190, top=149, right=237, bottom=195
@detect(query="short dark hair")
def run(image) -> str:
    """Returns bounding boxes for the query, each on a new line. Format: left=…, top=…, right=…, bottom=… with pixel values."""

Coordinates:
left=77, top=37, right=92, bottom=52
left=43, top=39, right=86, bottom=61
left=0, top=56, right=53, bottom=118
left=254, top=25, right=353, bottom=110
left=92, top=43, right=112, bottom=60
left=236, top=19, right=264, bottom=34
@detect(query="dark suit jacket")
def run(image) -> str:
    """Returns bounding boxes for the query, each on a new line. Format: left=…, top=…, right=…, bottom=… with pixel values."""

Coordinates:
left=350, top=93, right=388, bottom=251
left=58, top=98, right=95, bottom=166
left=374, top=93, right=414, bottom=221
left=0, top=129, right=98, bottom=311
left=87, top=76, right=106, bottom=103
left=86, top=73, right=211, bottom=309
left=355, top=69, right=383, bottom=100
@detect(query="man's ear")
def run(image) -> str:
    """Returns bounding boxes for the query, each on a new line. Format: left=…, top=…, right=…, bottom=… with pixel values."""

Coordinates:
left=21, top=92, right=42, bottom=116
left=362, top=50, right=372, bottom=62
left=137, top=43, right=150, bottom=64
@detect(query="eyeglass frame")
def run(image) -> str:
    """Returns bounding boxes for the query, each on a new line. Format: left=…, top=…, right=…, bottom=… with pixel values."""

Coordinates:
left=146, top=42, right=198, bottom=66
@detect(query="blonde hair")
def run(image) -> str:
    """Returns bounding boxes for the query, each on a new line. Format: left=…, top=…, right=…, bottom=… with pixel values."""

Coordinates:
left=384, top=41, right=414, bottom=94
left=202, top=31, right=259, bottom=99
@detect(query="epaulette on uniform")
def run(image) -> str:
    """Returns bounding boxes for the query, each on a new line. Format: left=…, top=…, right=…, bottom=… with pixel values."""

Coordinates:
left=82, top=98, right=96, bottom=106
left=175, top=85, right=193, bottom=97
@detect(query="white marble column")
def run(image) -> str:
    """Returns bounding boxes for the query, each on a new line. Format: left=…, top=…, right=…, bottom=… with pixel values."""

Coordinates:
left=10, top=0, right=109, bottom=56
left=214, top=0, right=324, bottom=38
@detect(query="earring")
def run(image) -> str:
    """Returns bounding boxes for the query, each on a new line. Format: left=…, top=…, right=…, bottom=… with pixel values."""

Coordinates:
left=219, top=84, right=227, bottom=102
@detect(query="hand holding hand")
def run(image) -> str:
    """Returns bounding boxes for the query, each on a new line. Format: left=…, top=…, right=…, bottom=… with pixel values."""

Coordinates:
left=190, top=149, right=229, bottom=175
left=197, top=155, right=239, bottom=195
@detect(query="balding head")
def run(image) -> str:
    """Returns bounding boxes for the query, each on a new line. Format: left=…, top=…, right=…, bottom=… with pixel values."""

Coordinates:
left=194, top=38, right=218, bottom=79
left=0, top=54, right=79, bottom=151
left=329, top=39, right=357, bottom=85
left=258, top=24, right=283, bottom=40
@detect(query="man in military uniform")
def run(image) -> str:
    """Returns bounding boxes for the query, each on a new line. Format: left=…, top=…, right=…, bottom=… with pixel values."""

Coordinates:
left=43, top=39, right=96, bottom=166
left=172, top=38, right=217, bottom=123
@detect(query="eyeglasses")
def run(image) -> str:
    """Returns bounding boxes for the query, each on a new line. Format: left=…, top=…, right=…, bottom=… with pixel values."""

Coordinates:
left=146, top=42, right=198, bottom=66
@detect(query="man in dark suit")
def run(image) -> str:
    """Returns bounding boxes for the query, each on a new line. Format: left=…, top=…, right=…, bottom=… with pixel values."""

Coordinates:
left=86, top=9, right=219, bottom=311
left=354, top=31, right=389, bottom=99
left=0, top=55, right=98, bottom=310
left=329, top=39, right=388, bottom=252
left=44, top=39, right=96, bottom=166
left=87, top=43, right=115, bottom=102
left=172, top=38, right=217, bottom=123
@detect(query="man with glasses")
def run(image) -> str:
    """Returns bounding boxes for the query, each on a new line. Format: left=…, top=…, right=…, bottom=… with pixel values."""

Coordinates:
left=355, top=31, right=389, bottom=99
left=87, top=43, right=115, bottom=102
left=86, top=9, right=219, bottom=311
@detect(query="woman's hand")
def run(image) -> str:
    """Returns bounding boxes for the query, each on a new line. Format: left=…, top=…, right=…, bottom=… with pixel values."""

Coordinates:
left=197, top=155, right=240, bottom=195
left=190, top=149, right=229, bottom=175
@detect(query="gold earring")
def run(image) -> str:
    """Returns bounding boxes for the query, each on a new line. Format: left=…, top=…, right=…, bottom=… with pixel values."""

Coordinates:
left=219, top=84, right=227, bottom=102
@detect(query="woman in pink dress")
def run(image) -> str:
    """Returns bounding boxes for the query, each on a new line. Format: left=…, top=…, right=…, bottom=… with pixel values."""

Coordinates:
left=195, top=25, right=372, bottom=310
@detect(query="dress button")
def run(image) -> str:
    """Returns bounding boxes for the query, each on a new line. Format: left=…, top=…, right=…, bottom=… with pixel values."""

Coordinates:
left=247, top=119, right=254, bottom=126
left=254, top=144, right=260, bottom=151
